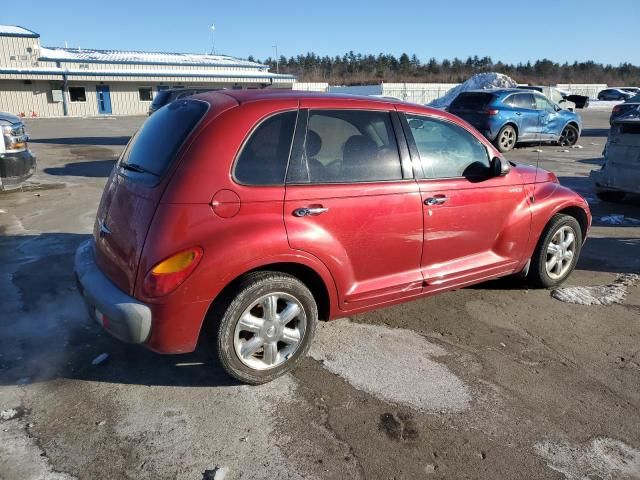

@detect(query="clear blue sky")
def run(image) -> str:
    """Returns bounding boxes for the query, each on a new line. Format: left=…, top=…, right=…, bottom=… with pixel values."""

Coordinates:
left=6, top=0, right=640, bottom=65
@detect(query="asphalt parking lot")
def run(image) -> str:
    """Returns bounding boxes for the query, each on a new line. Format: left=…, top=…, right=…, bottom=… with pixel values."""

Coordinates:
left=1, top=108, right=639, bottom=480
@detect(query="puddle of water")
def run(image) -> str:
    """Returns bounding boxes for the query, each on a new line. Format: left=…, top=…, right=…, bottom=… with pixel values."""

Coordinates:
left=309, top=319, right=472, bottom=413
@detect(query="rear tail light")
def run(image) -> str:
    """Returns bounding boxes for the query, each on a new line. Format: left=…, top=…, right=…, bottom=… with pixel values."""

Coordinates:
left=142, top=247, right=203, bottom=298
left=485, top=109, right=499, bottom=116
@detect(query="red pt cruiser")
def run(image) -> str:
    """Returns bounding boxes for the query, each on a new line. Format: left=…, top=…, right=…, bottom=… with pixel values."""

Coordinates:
left=75, top=91, right=591, bottom=384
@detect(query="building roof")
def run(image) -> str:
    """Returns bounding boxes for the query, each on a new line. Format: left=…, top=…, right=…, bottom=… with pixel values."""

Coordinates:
left=0, top=25, right=39, bottom=38
left=39, top=46, right=266, bottom=69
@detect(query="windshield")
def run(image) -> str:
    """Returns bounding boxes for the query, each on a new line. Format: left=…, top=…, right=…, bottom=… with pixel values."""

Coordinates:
left=120, top=99, right=208, bottom=178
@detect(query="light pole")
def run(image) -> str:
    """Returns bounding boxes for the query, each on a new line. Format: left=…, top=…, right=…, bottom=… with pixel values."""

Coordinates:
left=210, top=24, right=215, bottom=54
left=272, top=45, right=279, bottom=73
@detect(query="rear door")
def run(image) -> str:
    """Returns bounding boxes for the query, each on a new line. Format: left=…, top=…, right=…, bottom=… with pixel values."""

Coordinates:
left=94, top=99, right=209, bottom=294
left=284, top=107, right=424, bottom=308
left=400, top=111, right=531, bottom=289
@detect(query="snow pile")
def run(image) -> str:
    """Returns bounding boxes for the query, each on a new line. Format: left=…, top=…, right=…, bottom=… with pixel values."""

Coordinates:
left=551, top=273, right=640, bottom=306
left=429, top=72, right=518, bottom=109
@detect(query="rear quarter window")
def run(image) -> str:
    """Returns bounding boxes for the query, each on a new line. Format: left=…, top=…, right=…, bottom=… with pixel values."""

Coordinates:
left=121, top=99, right=208, bottom=178
left=450, top=93, right=495, bottom=110
left=234, top=111, right=298, bottom=185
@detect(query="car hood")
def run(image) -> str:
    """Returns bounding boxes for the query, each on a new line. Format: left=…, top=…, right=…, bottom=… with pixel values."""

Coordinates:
left=512, top=163, right=558, bottom=184
left=0, top=111, right=23, bottom=126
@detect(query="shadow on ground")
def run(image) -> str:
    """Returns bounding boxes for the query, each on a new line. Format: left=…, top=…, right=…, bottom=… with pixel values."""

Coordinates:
left=580, top=128, right=610, bottom=137
left=0, top=232, right=236, bottom=389
left=43, top=160, right=116, bottom=178
left=30, top=136, right=130, bottom=146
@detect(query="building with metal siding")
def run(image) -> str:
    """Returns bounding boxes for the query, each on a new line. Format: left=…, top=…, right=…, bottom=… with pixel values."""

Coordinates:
left=0, top=25, right=296, bottom=117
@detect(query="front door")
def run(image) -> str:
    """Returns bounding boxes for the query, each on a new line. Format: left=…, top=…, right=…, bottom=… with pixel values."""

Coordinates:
left=284, top=108, right=424, bottom=308
left=96, top=85, right=112, bottom=114
left=401, top=112, right=530, bottom=289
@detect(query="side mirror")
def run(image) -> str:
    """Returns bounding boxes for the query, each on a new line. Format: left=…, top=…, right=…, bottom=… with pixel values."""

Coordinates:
left=491, top=156, right=510, bottom=177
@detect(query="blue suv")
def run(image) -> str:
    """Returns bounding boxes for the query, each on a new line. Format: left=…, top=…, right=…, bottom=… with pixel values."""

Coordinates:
left=448, top=89, right=582, bottom=152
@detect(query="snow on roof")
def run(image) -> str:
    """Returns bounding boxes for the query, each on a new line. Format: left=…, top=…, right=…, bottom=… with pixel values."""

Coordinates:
left=429, top=72, right=518, bottom=108
left=0, top=25, right=39, bottom=37
left=39, top=46, right=265, bottom=69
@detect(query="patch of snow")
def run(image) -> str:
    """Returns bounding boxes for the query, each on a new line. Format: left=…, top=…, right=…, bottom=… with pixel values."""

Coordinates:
left=91, top=353, right=109, bottom=365
left=551, top=273, right=640, bottom=306
left=428, top=72, right=518, bottom=109
left=309, top=319, right=472, bottom=412
left=39, top=46, right=264, bottom=68
left=535, top=437, right=640, bottom=480
left=0, top=408, right=23, bottom=421
left=588, top=100, right=624, bottom=110
left=531, top=148, right=544, bottom=153
left=0, top=25, right=37, bottom=36
left=571, top=145, right=583, bottom=149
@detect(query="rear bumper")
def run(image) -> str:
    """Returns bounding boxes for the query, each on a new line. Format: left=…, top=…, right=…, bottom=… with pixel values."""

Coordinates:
left=74, top=239, right=152, bottom=344
left=0, top=150, right=36, bottom=190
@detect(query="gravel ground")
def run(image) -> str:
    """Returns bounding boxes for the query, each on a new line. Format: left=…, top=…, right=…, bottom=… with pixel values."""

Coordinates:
left=0, top=108, right=639, bottom=480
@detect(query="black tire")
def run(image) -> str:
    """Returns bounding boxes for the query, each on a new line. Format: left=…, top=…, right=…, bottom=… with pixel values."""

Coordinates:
left=558, top=124, right=579, bottom=146
left=493, top=125, right=517, bottom=152
left=213, top=272, right=318, bottom=384
left=596, top=190, right=626, bottom=203
left=528, top=214, right=582, bottom=288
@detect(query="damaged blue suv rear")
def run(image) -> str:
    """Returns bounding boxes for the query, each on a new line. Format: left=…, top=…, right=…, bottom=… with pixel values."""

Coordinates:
left=448, top=89, right=582, bottom=152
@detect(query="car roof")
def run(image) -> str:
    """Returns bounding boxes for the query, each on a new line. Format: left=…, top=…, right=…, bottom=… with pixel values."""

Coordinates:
left=210, top=89, right=401, bottom=105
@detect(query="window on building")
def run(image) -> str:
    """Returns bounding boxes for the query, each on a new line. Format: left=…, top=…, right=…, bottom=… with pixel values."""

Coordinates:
left=234, top=111, right=298, bottom=185
left=406, top=115, right=490, bottom=179
left=68, top=87, right=86, bottom=102
left=139, top=87, right=153, bottom=102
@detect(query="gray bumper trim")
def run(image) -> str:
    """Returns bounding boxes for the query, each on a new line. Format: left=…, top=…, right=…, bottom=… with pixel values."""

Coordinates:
left=74, top=239, right=152, bottom=344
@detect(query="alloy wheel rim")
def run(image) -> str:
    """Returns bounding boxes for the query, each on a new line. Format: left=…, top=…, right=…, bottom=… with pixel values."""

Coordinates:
left=545, top=225, right=576, bottom=280
left=500, top=128, right=515, bottom=149
left=233, top=292, right=307, bottom=371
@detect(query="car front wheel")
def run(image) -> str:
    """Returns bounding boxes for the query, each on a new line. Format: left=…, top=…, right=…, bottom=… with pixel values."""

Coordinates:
left=214, top=272, right=318, bottom=384
left=529, top=214, right=582, bottom=288
left=494, top=125, right=517, bottom=152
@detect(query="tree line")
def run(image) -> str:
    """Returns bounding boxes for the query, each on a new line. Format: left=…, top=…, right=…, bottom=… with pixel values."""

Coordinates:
left=247, top=52, right=639, bottom=86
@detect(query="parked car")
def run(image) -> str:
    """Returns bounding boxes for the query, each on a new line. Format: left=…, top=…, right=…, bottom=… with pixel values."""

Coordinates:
left=620, top=87, right=640, bottom=94
left=591, top=107, right=640, bottom=201
left=610, top=93, right=640, bottom=123
left=75, top=91, right=591, bottom=384
left=597, top=88, right=634, bottom=101
left=0, top=112, right=36, bottom=190
left=148, top=87, right=220, bottom=115
left=448, top=89, right=582, bottom=152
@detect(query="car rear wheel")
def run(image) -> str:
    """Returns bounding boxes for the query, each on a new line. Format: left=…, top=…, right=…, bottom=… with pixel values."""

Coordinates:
left=596, top=190, right=626, bottom=202
left=214, top=272, right=318, bottom=384
left=529, top=214, right=582, bottom=288
left=494, top=125, right=517, bottom=152
left=559, top=125, right=579, bottom=146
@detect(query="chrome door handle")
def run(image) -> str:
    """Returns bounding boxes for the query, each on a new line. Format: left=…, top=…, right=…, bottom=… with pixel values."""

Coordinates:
left=424, top=196, right=448, bottom=206
left=293, top=207, right=329, bottom=217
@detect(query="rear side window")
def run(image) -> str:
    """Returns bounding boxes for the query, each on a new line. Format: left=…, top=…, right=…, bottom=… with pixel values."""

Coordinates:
left=450, top=92, right=495, bottom=111
left=406, top=114, right=490, bottom=179
left=509, top=93, right=535, bottom=109
left=121, top=99, right=208, bottom=178
left=234, top=111, right=297, bottom=185
left=288, top=110, right=402, bottom=184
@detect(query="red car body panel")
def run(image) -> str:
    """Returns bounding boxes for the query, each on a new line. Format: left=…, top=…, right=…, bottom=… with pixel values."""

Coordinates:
left=89, top=90, right=591, bottom=354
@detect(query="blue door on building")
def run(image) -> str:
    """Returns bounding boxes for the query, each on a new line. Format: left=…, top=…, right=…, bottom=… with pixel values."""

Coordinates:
left=96, top=85, right=112, bottom=114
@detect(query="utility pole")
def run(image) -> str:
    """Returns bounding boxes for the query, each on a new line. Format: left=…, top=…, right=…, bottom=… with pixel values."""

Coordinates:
left=272, top=45, right=279, bottom=73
